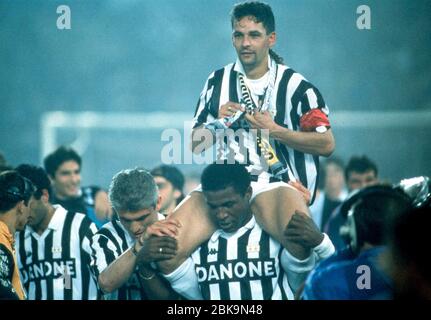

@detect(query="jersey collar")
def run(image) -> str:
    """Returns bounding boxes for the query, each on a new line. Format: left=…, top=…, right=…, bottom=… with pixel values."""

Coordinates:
left=210, top=214, right=256, bottom=242
left=233, top=54, right=272, bottom=76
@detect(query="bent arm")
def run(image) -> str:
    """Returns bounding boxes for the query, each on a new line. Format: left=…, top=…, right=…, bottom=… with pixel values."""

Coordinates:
left=91, top=231, right=138, bottom=294
left=313, top=233, right=335, bottom=262
left=98, top=246, right=138, bottom=293
left=138, top=264, right=180, bottom=300
left=269, top=126, right=335, bottom=157
left=190, top=126, right=215, bottom=154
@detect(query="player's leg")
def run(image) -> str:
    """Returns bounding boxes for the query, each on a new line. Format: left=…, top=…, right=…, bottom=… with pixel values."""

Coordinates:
left=251, top=185, right=310, bottom=259
left=156, top=191, right=216, bottom=274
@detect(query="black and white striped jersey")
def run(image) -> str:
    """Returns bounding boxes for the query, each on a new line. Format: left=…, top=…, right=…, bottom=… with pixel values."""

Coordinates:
left=16, top=205, right=98, bottom=300
left=166, top=216, right=316, bottom=300
left=192, top=57, right=330, bottom=201
left=90, top=214, right=164, bottom=300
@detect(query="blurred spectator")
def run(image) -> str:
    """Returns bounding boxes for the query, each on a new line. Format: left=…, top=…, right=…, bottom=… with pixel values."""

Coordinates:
left=150, top=165, right=185, bottom=217
left=309, top=157, right=347, bottom=230
left=324, top=155, right=379, bottom=250
left=44, top=146, right=112, bottom=228
left=302, top=185, right=412, bottom=300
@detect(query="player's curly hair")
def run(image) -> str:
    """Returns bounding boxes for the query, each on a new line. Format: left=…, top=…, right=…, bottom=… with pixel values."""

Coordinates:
left=16, top=164, right=52, bottom=199
left=201, top=161, right=251, bottom=196
left=231, top=1, right=284, bottom=65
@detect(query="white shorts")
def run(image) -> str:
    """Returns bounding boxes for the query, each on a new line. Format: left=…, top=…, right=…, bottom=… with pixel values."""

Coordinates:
left=192, top=181, right=296, bottom=201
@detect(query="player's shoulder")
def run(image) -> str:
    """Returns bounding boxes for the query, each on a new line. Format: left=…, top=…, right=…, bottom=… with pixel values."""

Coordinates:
left=61, top=207, right=88, bottom=222
left=95, top=219, right=116, bottom=234
left=205, top=62, right=235, bottom=80
left=94, top=219, right=124, bottom=241
left=284, top=65, right=309, bottom=84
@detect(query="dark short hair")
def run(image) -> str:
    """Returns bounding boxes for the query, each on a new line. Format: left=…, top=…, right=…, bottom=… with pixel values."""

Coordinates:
left=201, top=162, right=251, bottom=195
left=151, top=165, right=185, bottom=192
left=231, top=1, right=275, bottom=34
left=16, top=164, right=52, bottom=200
left=345, top=155, right=378, bottom=181
left=352, top=186, right=412, bottom=246
left=44, top=146, right=82, bottom=178
left=0, top=170, right=35, bottom=212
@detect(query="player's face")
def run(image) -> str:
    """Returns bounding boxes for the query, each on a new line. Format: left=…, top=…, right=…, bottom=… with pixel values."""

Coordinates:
left=16, top=200, right=31, bottom=231
left=52, top=160, right=81, bottom=199
left=205, top=186, right=252, bottom=233
left=347, top=170, right=378, bottom=191
left=27, top=194, right=48, bottom=228
left=154, top=176, right=179, bottom=215
left=232, top=16, right=275, bottom=73
left=118, top=207, right=158, bottom=240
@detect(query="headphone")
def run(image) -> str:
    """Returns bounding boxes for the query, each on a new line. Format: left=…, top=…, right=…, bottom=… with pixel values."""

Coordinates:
left=339, top=185, right=412, bottom=254
left=0, top=175, right=35, bottom=204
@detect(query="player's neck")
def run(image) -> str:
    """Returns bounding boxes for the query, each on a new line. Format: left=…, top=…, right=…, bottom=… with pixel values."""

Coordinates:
left=54, top=190, right=67, bottom=201
left=0, top=214, right=15, bottom=236
left=244, top=56, right=269, bottom=80
left=238, top=211, right=253, bottom=229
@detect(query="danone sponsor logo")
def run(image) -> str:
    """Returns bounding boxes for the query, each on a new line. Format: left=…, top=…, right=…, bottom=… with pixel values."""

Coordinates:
left=20, top=259, right=76, bottom=283
left=196, top=259, right=277, bottom=284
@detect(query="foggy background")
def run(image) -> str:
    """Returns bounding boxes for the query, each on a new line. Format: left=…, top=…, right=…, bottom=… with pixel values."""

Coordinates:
left=1, top=0, right=430, bottom=190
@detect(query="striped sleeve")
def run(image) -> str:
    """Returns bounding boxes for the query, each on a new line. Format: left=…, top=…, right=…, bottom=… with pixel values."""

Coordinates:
left=300, top=84, right=328, bottom=115
left=191, top=72, right=217, bottom=129
left=80, top=218, right=98, bottom=258
left=79, top=218, right=99, bottom=299
left=90, top=228, right=122, bottom=280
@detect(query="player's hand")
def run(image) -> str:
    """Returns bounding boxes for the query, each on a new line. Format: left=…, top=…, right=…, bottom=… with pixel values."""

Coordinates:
left=141, top=219, right=181, bottom=241
left=94, top=191, right=113, bottom=221
left=136, top=235, right=178, bottom=265
left=245, top=110, right=277, bottom=131
left=284, top=210, right=324, bottom=249
left=218, top=102, right=243, bottom=119
left=288, top=180, right=311, bottom=206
